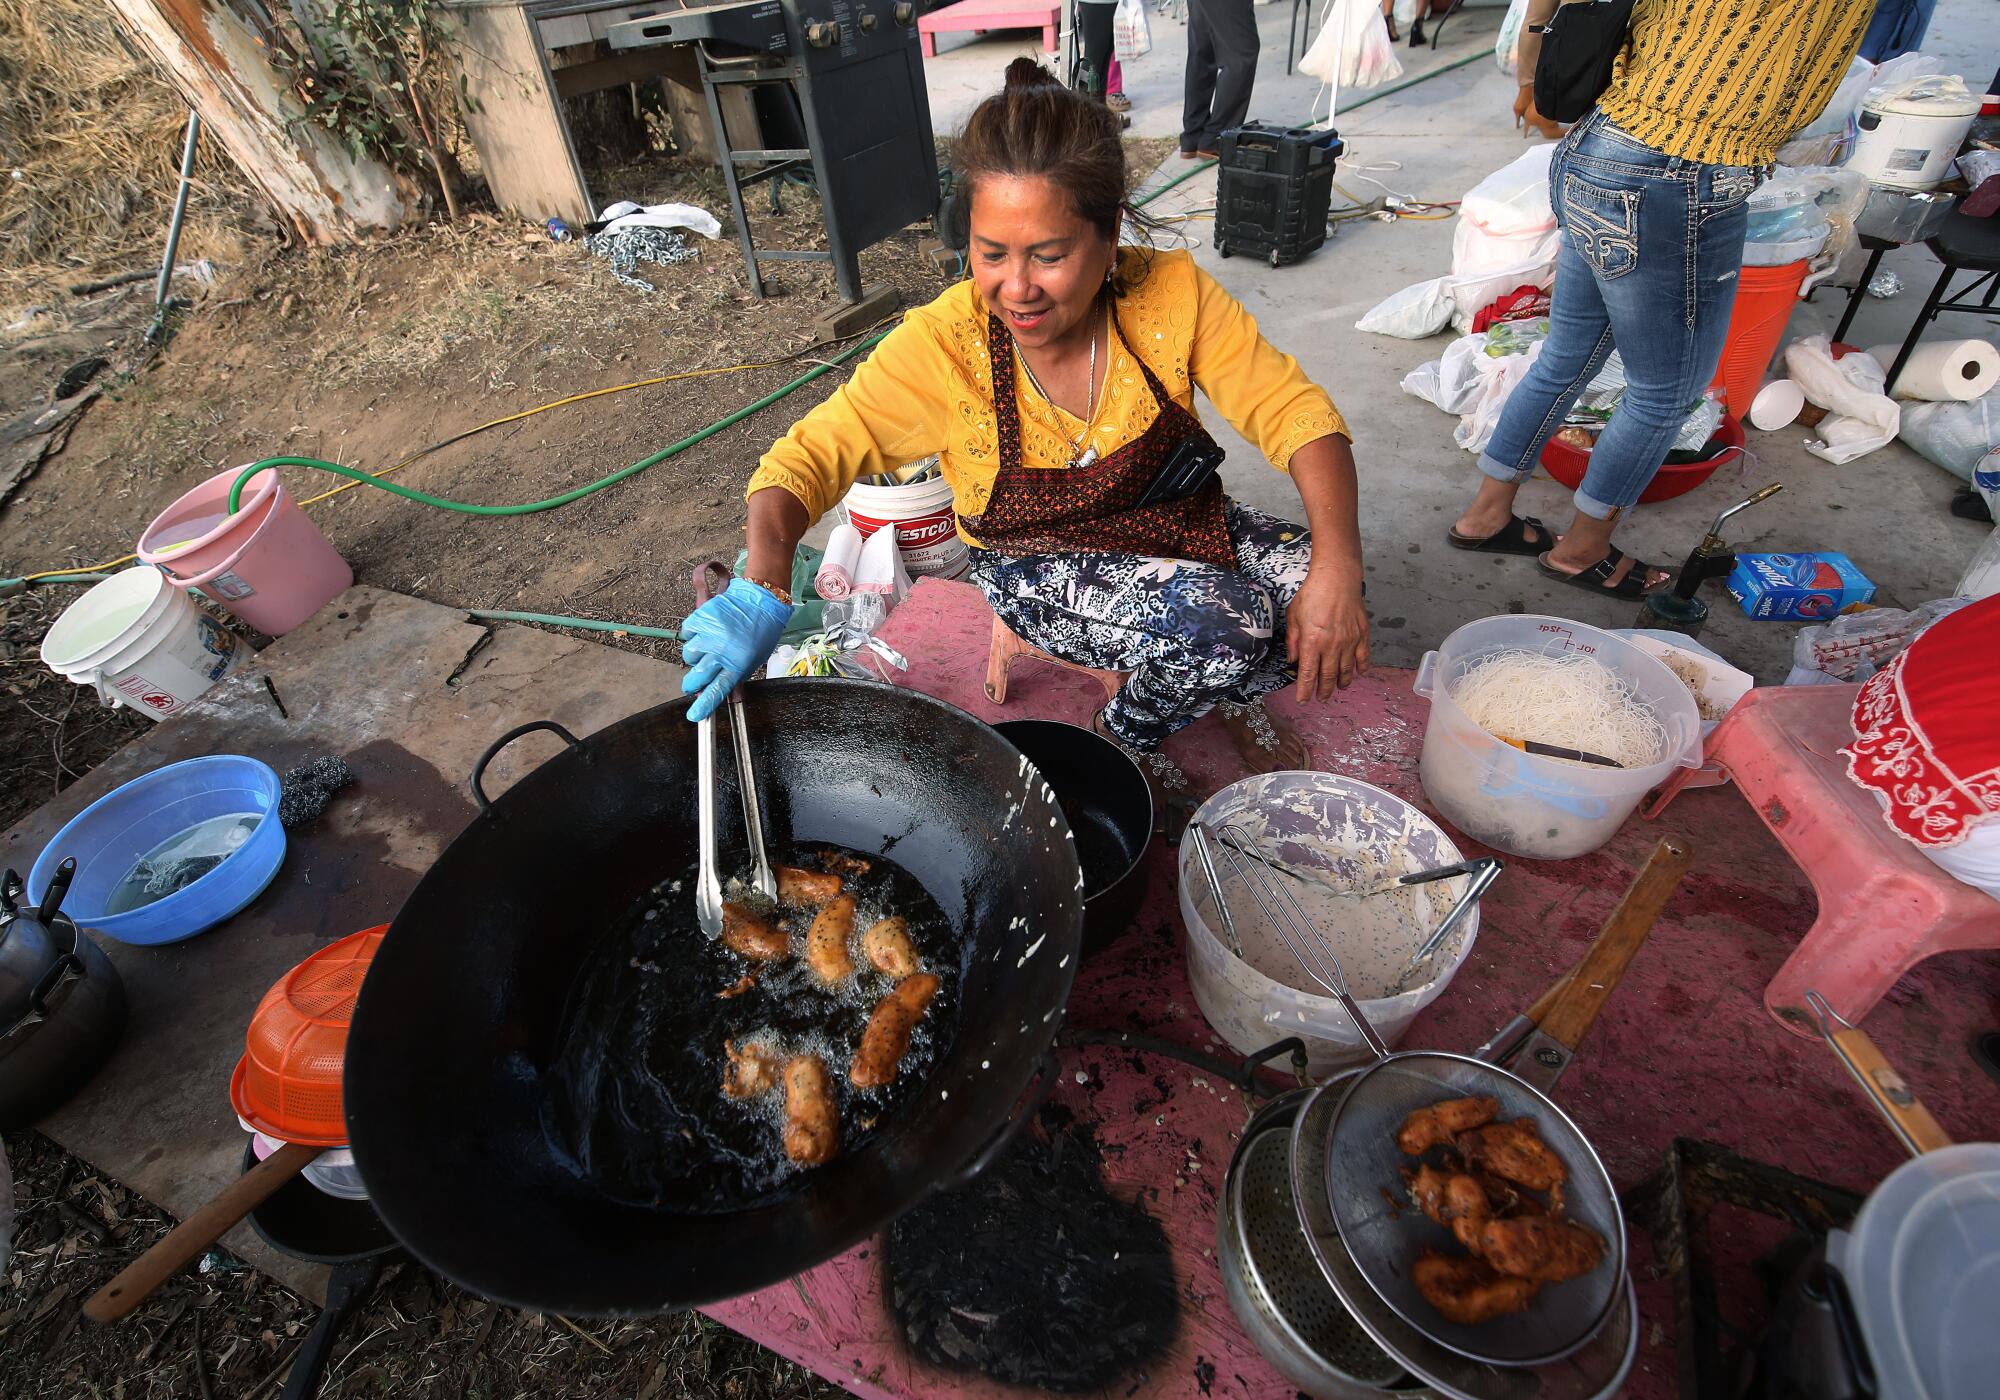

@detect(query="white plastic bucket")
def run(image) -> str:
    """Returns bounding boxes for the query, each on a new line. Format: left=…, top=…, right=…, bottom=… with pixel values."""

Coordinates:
left=1414, top=615, right=1701, bottom=860
left=1176, top=771, right=1480, bottom=1077
left=40, top=567, right=242, bottom=721
left=839, top=470, right=968, bottom=580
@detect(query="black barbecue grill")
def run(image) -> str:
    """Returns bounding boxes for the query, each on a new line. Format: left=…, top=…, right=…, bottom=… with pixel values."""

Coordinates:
left=608, top=0, right=939, bottom=303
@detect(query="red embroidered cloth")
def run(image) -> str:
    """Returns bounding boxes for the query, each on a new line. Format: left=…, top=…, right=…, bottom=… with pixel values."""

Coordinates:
left=1845, top=595, right=2000, bottom=847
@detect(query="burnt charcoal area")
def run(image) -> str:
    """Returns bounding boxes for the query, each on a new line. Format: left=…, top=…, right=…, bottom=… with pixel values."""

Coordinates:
left=884, top=1105, right=1179, bottom=1392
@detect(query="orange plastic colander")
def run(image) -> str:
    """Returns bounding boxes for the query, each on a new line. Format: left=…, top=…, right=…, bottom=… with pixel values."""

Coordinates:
left=228, top=924, right=386, bottom=1147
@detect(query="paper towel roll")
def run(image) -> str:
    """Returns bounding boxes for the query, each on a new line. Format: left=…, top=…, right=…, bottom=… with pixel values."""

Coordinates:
left=854, top=525, right=901, bottom=595
left=815, top=523, right=863, bottom=600
left=1867, top=339, right=2000, bottom=402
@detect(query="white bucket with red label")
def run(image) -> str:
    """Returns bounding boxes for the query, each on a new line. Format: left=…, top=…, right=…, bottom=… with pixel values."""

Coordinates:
left=39, top=567, right=243, bottom=721
left=838, top=469, right=967, bottom=580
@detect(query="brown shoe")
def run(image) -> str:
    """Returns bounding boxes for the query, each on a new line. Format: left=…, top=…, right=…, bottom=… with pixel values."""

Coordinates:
left=1106, top=92, right=1132, bottom=113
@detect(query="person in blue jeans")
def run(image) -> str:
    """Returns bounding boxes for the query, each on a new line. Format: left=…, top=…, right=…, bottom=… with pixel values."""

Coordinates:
left=1447, top=110, right=1756, bottom=597
left=1461, top=0, right=1870, bottom=595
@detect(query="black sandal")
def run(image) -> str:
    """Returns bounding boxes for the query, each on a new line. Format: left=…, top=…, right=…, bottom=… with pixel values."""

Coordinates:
left=1447, top=514, right=1551, bottom=557
left=1536, top=547, right=1668, bottom=600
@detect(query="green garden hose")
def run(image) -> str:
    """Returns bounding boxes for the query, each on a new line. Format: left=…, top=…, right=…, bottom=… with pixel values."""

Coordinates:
left=224, top=328, right=888, bottom=516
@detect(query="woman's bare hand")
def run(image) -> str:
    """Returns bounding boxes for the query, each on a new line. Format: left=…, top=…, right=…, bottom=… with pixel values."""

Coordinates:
left=1288, top=571, right=1370, bottom=701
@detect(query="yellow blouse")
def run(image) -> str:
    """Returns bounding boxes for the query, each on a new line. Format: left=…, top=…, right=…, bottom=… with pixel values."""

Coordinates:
left=745, top=248, right=1348, bottom=543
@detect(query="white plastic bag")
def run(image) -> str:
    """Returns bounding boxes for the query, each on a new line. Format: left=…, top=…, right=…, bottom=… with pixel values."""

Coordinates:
left=1458, top=145, right=1557, bottom=242
left=1453, top=145, right=1561, bottom=285
left=1456, top=339, right=1543, bottom=454
left=1403, top=332, right=1493, bottom=415
left=1112, top=0, right=1151, bottom=62
left=595, top=200, right=723, bottom=239
left=1496, top=0, right=1531, bottom=74
left=1957, top=519, right=2000, bottom=601
left=1789, top=599, right=1968, bottom=684
left=1300, top=0, right=1403, bottom=90
left=1774, top=55, right=1876, bottom=165
left=1782, top=335, right=1900, bottom=464
left=1756, top=165, right=1870, bottom=270
left=1899, top=387, right=2000, bottom=483
left=1356, top=276, right=1454, bottom=338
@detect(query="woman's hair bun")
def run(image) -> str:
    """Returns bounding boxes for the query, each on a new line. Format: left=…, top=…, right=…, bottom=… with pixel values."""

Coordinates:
left=1001, top=56, right=1061, bottom=94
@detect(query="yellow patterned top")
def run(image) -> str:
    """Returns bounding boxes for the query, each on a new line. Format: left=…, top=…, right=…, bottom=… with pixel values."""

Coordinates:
left=1598, top=0, right=1872, bottom=168
left=745, top=248, right=1347, bottom=544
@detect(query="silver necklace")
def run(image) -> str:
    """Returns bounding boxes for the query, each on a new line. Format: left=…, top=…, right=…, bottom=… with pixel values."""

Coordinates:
left=1016, top=309, right=1100, bottom=470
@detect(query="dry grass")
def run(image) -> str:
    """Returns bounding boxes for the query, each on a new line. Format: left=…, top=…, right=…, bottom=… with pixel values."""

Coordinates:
left=0, top=0, right=272, bottom=308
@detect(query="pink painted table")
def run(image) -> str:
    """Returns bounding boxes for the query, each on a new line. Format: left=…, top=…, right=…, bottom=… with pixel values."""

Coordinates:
left=915, top=0, right=1061, bottom=57
left=704, top=579, right=2000, bottom=1399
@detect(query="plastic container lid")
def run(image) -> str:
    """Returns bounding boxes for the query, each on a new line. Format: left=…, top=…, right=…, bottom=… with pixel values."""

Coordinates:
left=1866, top=87, right=1983, bottom=119
left=1829, top=1143, right=2000, bottom=1400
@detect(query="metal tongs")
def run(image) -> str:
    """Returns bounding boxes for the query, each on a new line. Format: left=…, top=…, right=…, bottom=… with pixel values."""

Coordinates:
left=694, top=562, right=777, bottom=937
left=1190, top=821, right=1500, bottom=999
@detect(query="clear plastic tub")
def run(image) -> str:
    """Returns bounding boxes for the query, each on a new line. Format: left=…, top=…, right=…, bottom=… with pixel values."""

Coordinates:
left=1825, top=1142, right=2000, bottom=1400
left=1414, top=616, right=1702, bottom=860
left=1176, top=772, right=1480, bottom=1077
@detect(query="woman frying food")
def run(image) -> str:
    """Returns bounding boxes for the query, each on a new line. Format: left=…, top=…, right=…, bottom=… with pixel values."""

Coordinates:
left=680, top=60, right=1369, bottom=767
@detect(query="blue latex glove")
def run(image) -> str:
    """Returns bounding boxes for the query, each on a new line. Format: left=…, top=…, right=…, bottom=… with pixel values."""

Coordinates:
left=680, top=577, right=794, bottom=721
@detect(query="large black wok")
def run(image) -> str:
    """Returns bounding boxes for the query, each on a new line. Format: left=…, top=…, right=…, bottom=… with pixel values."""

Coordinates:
left=344, top=679, right=1083, bottom=1315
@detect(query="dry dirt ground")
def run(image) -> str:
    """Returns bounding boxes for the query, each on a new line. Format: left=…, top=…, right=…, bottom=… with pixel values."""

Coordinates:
left=0, top=137, right=1179, bottom=1396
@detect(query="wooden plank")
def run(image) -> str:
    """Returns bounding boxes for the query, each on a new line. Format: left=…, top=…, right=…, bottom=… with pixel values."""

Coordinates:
left=439, top=2, right=594, bottom=223
left=8, top=588, right=688, bottom=1305
left=549, top=47, right=678, bottom=99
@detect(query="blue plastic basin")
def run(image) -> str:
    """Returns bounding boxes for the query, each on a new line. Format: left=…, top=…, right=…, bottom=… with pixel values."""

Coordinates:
left=29, top=755, right=286, bottom=946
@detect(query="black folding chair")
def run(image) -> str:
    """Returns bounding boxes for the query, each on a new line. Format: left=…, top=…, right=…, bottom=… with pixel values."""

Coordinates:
left=1875, top=209, right=2000, bottom=394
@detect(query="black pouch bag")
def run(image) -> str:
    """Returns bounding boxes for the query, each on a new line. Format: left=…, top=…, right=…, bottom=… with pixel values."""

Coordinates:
left=1533, top=0, right=1636, bottom=125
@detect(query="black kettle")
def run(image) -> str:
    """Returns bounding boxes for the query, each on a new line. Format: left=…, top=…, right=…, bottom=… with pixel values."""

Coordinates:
left=0, top=859, right=127, bottom=1130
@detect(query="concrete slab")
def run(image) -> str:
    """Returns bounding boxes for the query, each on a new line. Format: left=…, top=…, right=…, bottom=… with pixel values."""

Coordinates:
left=2, top=588, right=686, bottom=1303
left=1143, top=0, right=2000, bottom=682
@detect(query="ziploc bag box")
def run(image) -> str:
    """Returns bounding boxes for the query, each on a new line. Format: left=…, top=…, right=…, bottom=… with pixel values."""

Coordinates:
left=1726, top=552, right=1876, bottom=620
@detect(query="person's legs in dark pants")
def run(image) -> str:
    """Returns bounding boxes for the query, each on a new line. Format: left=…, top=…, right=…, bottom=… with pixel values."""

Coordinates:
left=1182, top=0, right=1220, bottom=153
left=1197, top=0, right=1259, bottom=149
left=1078, top=0, right=1115, bottom=100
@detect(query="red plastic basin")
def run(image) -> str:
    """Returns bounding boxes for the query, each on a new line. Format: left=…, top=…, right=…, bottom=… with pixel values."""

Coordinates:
left=1540, top=411, right=1746, bottom=505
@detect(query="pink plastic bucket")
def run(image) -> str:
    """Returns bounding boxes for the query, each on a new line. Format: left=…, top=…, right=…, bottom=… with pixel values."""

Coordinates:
left=137, top=467, right=352, bottom=635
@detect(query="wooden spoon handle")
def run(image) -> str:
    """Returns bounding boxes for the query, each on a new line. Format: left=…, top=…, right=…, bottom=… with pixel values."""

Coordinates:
left=1537, top=835, right=1694, bottom=1052
left=1806, top=991, right=1954, bottom=1157
left=83, top=1141, right=321, bottom=1323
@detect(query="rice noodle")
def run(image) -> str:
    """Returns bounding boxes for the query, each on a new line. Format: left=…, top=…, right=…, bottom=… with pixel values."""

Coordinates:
left=1449, top=650, right=1667, bottom=769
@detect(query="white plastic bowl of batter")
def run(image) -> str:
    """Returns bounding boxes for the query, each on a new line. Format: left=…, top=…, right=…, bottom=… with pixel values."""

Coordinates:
left=1177, top=771, right=1479, bottom=1077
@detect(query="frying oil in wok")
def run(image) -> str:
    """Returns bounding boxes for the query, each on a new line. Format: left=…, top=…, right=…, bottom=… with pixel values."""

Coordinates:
left=544, top=843, right=959, bottom=1212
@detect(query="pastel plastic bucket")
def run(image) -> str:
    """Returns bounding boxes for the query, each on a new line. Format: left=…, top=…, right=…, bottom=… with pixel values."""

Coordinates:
left=137, top=466, right=352, bottom=635
left=39, top=566, right=241, bottom=721
left=1175, top=771, right=1480, bottom=1077
left=1414, top=616, right=1702, bottom=860
left=1711, top=259, right=1809, bottom=417
left=28, top=755, right=285, bottom=946
left=839, top=471, right=968, bottom=579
